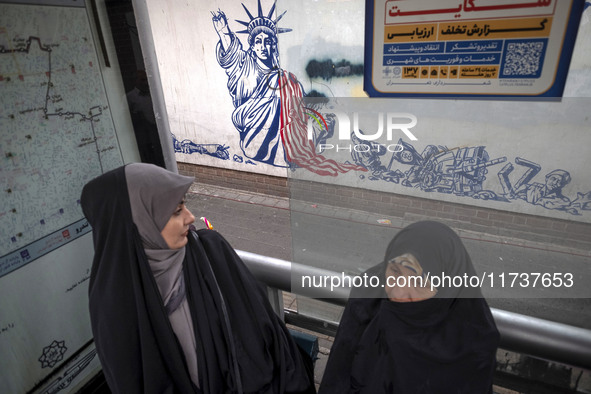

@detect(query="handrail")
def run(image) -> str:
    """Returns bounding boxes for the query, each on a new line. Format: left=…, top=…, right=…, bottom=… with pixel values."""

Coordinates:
left=237, top=249, right=591, bottom=370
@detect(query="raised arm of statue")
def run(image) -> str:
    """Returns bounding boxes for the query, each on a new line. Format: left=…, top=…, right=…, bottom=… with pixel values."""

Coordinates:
left=212, top=9, right=232, bottom=53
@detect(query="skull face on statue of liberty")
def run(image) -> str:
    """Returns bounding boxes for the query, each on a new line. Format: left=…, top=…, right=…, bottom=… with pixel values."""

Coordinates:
left=251, top=30, right=274, bottom=68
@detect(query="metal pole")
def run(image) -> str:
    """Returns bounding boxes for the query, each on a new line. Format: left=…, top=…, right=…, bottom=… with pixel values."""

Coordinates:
left=130, top=0, right=177, bottom=172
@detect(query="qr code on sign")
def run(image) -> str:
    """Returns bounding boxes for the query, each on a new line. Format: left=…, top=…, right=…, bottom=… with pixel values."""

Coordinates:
left=501, top=39, right=547, bottom=79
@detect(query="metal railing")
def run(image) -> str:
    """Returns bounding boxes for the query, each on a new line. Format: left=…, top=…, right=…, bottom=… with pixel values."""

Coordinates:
left=237, top=249, right=591, bottom=370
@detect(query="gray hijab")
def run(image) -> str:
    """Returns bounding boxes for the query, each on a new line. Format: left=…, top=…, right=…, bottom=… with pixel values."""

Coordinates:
left=125, top=163, right=193, bottom=249
left=125, top=163, right=200, bottom=385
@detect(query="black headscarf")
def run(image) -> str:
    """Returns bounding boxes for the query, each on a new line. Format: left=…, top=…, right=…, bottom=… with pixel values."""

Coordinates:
left=318, top=221, right=499, bottom=394
left=81, top=164, right=315, bottom=394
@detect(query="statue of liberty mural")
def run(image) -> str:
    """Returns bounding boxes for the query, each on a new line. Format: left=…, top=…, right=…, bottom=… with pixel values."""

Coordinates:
left=212, top=1, right=366, bottom=176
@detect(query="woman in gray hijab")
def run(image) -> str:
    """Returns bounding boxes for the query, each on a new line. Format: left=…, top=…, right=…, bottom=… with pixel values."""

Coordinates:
left=81, top=163, right=315, bottom=394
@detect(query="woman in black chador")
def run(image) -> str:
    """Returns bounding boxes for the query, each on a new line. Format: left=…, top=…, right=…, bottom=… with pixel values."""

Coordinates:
left=318, top=221, right=499, bottom=394
left=81, top=163, right=315, bottom=394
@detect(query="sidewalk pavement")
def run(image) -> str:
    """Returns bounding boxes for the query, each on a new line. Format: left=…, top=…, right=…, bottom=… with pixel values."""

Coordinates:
left=186, top=182, right=293, bottom=261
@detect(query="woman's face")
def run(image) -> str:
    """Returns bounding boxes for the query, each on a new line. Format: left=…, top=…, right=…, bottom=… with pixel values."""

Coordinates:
left=160, top=201, right=195, bottom=249
left=385, top=253, right=436, bottom=302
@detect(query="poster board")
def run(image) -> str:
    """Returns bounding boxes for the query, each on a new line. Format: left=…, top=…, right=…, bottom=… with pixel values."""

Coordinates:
left=364, top=0, right=585, bottom=97
left=0, top=0, right=138, bottom=391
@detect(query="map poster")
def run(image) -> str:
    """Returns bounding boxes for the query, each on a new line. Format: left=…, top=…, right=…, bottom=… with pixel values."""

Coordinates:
left=364, top=0, right=585, bottom=98
left=0, top=2, right=124, bottom=278
left=0, top=1, right=127, bottom=391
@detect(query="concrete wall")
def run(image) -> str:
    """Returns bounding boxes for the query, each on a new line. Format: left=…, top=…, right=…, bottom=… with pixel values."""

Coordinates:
left=141, top=0, right=591, bottom=224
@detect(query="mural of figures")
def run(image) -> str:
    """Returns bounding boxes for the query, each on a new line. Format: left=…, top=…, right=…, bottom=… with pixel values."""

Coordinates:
left=147, top=0, right=590, bottom=222
left=172, top=134, right=230, bottom=161
left=210, top=1, right=367, bottom=176
left=350, top=136, right=507, bottom=200
left=499, top=158, right=591, bottom=215
left=346, top=134, right=591, bottom=216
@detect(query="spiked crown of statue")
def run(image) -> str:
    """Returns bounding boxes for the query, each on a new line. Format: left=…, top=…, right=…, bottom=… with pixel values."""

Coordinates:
left=236, top=0, right=292, bottom=35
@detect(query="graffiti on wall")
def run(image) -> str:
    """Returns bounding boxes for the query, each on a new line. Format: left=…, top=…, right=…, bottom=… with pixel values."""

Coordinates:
left=350, top=137, right=508, bottom=199
left=346, top=134, right=591, bottom=216
left=498, top=159, right=591, bottom=215
left=176, top=0, right=590, bottom=217
left=208, top=1, right=368, bottom=175
left=173, top=134, right=230, bottom=161
left=306, top=59, right=364, bottom=81
left=209, top=1, right=366, bottom=176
